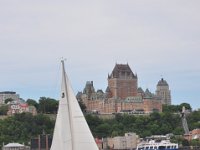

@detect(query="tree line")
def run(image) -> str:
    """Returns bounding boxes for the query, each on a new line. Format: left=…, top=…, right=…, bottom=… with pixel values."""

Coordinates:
left=86, top=103, right=200, bottom=146
left=0, top=98, right=199, bottom=147
left=0, top=113, right=54, bottom=148
left=0, top=97, right=59, bottom=115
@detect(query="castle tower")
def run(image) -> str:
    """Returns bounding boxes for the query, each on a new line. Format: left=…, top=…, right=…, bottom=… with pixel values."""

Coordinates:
left=83, top=81, right=95, bottom=99
left=107, top=64, right=138, bottom=99
left=156, top=78, right=171, bottom=105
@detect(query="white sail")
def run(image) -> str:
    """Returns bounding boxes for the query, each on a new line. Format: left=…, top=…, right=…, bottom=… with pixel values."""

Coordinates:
left=50, top=60, right=99, bottom=150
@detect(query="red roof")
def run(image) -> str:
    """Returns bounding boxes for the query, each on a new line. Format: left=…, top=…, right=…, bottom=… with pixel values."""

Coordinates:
left=19, top=103, right=28, bottom=107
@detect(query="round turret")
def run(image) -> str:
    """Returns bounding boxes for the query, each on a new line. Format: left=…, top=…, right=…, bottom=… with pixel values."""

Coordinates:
left=157, top=78, right=168, bottom=86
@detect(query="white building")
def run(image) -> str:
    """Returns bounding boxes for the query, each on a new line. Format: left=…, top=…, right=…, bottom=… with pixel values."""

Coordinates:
left=107, top=132, right=139, bottom=150
left=0, top=91, right=20, bottom=104
left=112, top=136, right=127, bottom=149
left=2, top=143, right=29, bottom=150
left=7, top=102, right=37, bottom=116
left=125, top=133, right=138, bottom=149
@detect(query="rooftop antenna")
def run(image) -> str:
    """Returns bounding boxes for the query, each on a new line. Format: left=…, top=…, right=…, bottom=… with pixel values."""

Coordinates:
left=61, top=57, right=67, bottom=61
left=160, top=75, right=163, bottom=79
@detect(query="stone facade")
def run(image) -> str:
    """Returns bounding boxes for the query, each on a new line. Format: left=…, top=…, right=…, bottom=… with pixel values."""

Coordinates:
left=107, top=64, right=138, bottom=99
left=106, top=132, right=139, bottom=150
left=0, top=91, right=20, bottom=104
left=156, top=78, right=171, bottom=105
left=77, top=64, right=169, bottom=114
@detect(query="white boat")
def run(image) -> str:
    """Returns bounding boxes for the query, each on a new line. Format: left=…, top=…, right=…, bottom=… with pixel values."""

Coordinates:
left=50, top=60, right=99, bottom=150
left=136, top=139, right=178, bottom=150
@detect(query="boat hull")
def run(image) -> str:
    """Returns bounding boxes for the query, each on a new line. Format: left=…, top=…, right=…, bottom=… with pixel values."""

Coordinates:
left=137, top=148, right=178, bottom=150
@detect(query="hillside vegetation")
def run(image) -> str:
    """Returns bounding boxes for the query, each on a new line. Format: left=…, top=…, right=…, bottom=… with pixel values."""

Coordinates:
left=0, top=101, right=200, bottom=147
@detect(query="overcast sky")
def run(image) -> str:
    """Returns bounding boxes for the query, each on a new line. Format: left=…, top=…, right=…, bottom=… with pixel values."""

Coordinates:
left=0, top=1, right=200, bottom=109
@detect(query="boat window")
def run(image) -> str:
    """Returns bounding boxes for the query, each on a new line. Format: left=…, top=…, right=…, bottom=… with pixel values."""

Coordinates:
left=62, top=93, right=65, bottom=98
left=167, top=146, right=170, bottom=149
left=175, top=146, right=177, bottom=149
left=158, top=146, right=165, bottom=149
left=150, top=146, right=153, bottom=149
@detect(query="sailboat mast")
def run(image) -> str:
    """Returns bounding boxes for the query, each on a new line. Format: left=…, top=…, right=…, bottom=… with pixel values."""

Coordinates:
left=61, top=60, right=75, bottom=150
left=51, top=60, right=99, bottom=150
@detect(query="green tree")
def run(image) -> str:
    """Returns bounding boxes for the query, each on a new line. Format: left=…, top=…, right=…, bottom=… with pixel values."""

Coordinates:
left=162, top=104, right=179, bottom=113
left=179, top=103, right=192, bottom=111
left=190, top=139, right=200, bottom=146
left=150, top=112, right=161, bottom=121
left=85, top=114, right=102, bottom=133
left=4, top=98, right=14, bottom=104
left=0, top=105, right=8, bottom=115
left=172, top=127, right=184, bottom=135
left=182, top=139, right=190, bottom=146
left=0, top=112, right=55, bottom=148
left=95, top=123, right=111, bottom=138
left=38, top=97, right=58, bottom=114
left=141, top=130, right=151, bottom=138
left=78, top=100, right=86, bottom=112
left=26, top=99, right=39, bottom=110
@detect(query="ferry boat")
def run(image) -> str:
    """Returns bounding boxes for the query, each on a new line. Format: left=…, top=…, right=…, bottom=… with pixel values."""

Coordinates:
left=136, top=139, right=178, bottom=150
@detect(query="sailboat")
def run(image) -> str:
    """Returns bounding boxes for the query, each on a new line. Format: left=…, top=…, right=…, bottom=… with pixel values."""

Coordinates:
left=50, top=60, right=99, bottom=150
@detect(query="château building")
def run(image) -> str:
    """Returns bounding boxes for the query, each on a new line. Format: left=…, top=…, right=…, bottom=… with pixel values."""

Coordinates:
left=77, top=64, right=172, bottom=114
